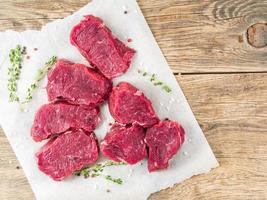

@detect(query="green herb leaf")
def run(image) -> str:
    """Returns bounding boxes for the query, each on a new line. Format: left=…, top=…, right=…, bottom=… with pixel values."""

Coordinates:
left=103, top=161, right=127, bottom=167
left=21, top=56, right=57, bottom=105
left=91, top=173, right=101, bottom=177
left=137, top=69, right=172, bottom=94
left=7, top=47, right=57, bottom=106
left=74, top=161, right=126, bottom=185
left=150, top=74, right=156, bottom=82
left=154, top=81, right=163, bottom=86
left=105, top=175, right=123, bottom=185
left=75, top=161, right=126, bottom=177
left=162, top=85, right=172, bottom=93
left=7, top=45, right=23, bottom=102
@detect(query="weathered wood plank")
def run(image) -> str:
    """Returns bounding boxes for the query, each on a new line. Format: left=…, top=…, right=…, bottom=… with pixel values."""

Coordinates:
left=1, top=0, right=267, bottom=73
left=0, top=135, right=34, bottom=200
left=151, top=73, right=267, bottom=199
left=1, top=73, right=266, bottom=200
left=0, top=0, right=88, bottom=20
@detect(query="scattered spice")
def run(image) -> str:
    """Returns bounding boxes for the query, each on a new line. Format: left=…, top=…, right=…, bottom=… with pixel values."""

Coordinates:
left=106, top=189, right=111, bottom=193
left=16, top=166, right=20, bottom=169
left=109, top=123, right=113, bottom=126
left=124, top=11, right=128, bottom=14
left=34, top=47, right=38, bottom=51
left=21, top=46, right=27, bottom=55
left=21, top=56, right=57, bottom=105
left=165, top=118, right=169, bottom=121
left=7, top=45, right=23, bottom=102
left=26, top=55, right=30, bottom=59
left=127, top=38, right=133, bottom=42
left=74, top=161, right=126, bottom=185
left=137, top=69, right=172, bottom=93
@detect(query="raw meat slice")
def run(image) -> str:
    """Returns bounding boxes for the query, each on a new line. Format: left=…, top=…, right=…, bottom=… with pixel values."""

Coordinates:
left=31, top=102, right=100, bottom=142
left=70, top=15, right=135, bottom=79
left=145, top=120, right=185, bottom=172
left=47, top=59, right=112, bottom=106
left=108, top=82, right=159, bottom=128
left=101, top=123, right=147, bottom=164
left=36, top=129, right=99, bottom=181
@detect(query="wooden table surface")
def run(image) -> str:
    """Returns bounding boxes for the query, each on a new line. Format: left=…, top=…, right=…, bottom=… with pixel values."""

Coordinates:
left=0, top=1, right=267, bottom=199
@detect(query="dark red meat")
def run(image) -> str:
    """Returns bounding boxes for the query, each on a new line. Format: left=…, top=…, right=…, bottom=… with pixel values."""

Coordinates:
left=145, top=120, right=185, bottom=172
left=36, top=129, right=99, bottom=181
left=31, top=102, right=100, bottom=142
left=47, top=59, right=112, bottom=106
left=101, top=123, right=147, bottom=164
left=108, top=82, right=159, bottom=128
left=70, top=15, right=135, bottom=79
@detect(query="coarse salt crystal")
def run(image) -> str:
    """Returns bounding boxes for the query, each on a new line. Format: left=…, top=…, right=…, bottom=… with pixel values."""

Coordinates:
left=128, top=168, right=134, bottom=177
left=94, top=184, right=99, bottom=190
left=122, top=5, right=127, bottom=10
left=169, top=98, right=175, bottom=103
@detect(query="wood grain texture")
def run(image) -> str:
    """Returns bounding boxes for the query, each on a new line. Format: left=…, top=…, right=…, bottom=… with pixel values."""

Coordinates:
left=1, top=0, right=267, bottom=72
left=0, top=134, right=34, bottom=200
left=150, top=73, right=267, bottom=200
left=1, top=74, right=267, bottom=200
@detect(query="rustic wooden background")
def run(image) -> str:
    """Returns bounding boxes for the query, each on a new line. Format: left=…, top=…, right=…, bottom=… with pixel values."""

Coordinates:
left=0, top=0, right=267, bottom=199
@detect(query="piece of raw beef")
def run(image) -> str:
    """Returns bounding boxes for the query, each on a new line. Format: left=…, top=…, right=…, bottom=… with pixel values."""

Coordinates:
left=145, top=120, right=185, bottom=172
left=47, top=59, right=112, bottom=106
left=36, top=129, right=99, bottom=181
left=31, top=102, right=100, bottom=142
left=101, top=123, right=147, bottom=164
left=108, top=82, right=159, bottom=128
left=70, top=15, right=135, bottom=79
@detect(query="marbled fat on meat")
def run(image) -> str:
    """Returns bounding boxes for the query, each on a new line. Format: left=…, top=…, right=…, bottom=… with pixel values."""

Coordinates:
left=36, top=129, right=99, bottom=181
left=101, top=123, right=147, bottom=164
left=108, top=82, right=159, bottom=128
left=31, top=102, right=100, bottom=142
left=145, top=120, right=185, bottom=172
left=70, top=15, right=135, bottom=79
left=47, top=59, right=112, bottom=106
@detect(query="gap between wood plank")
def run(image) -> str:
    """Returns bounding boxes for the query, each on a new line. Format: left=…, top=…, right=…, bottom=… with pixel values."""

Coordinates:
left=176, top=71, right=267, bottom=76
left=1, top=18, right=267, bottom=76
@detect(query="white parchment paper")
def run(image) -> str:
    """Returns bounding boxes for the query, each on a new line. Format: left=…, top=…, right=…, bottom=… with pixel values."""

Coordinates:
left=0, top=0, right=218, bottom=199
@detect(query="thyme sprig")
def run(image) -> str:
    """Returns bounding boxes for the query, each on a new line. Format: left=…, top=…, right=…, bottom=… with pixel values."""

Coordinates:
left=137, top=69, right=172, bottom=93
left=75, top=161, right=126, bottom=185
left=22, top=56, right=57, bottom=104
left=105, top=175, right=123, bottom=185
left=7, top=45, right=57, bottom=105
left=7, top=45, right=23, bottom=102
